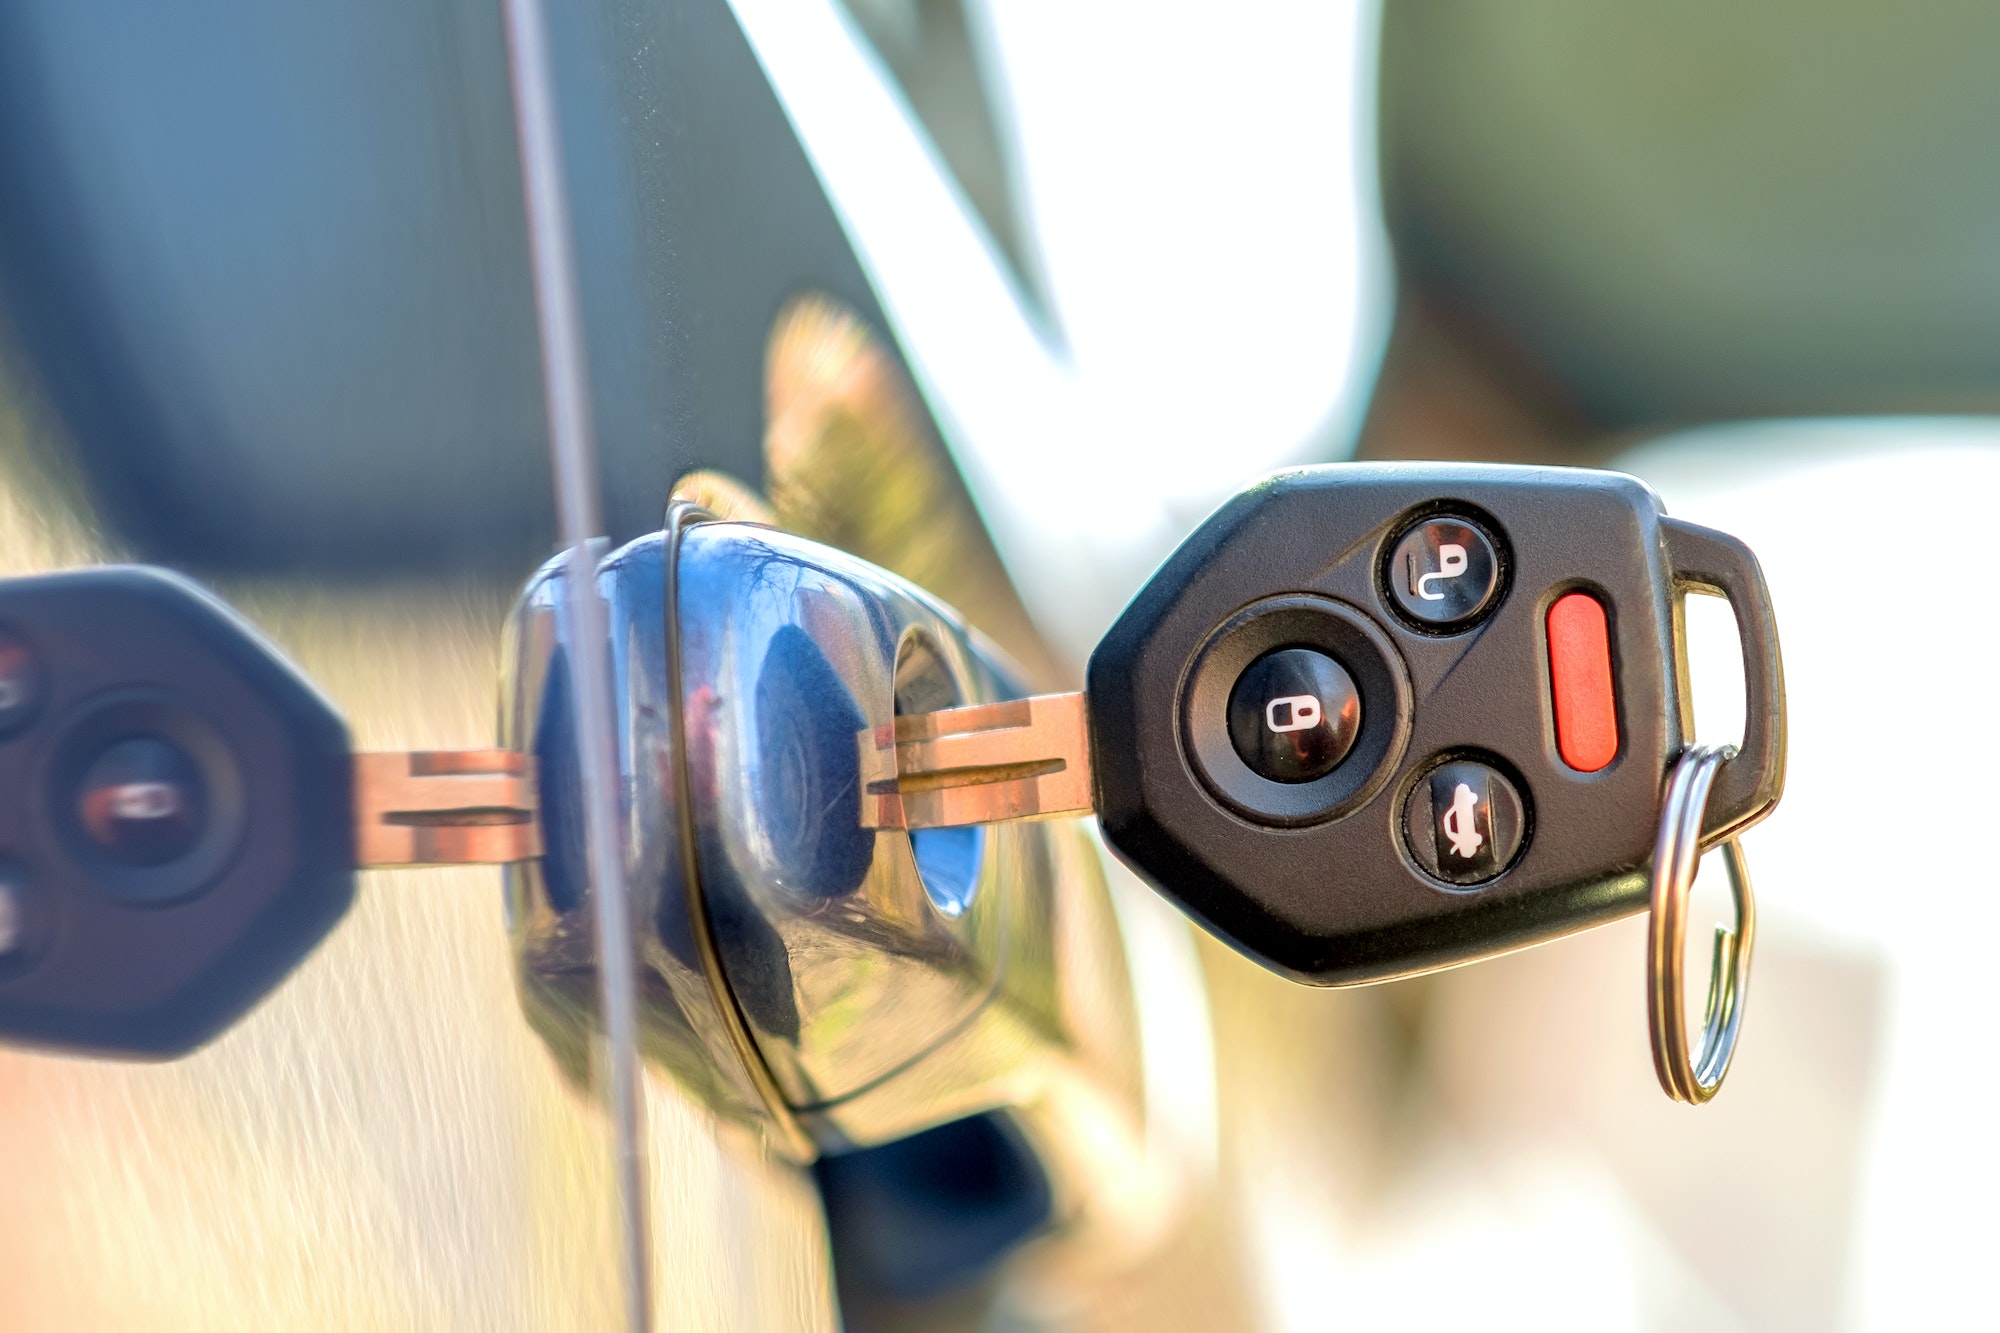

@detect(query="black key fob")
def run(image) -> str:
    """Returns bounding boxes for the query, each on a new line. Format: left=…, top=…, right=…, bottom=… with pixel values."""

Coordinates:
left=0, top=568, right=354, bottom=1056
left=1086, top=463, right=1785, bottom=984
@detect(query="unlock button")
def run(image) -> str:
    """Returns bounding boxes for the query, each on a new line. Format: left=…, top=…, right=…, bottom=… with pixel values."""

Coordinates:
left=1385, top=516, right=1503, bottom=630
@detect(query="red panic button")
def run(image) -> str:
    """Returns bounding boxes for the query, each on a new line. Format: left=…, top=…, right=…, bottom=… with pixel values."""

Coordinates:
left=1547, top=592, right=1619, bottom=772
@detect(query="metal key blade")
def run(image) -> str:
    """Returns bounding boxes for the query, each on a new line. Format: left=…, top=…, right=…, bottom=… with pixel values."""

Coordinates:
left=858, top=691, right=1095, bottom=830
left=352, top=750, right=540, bottom=867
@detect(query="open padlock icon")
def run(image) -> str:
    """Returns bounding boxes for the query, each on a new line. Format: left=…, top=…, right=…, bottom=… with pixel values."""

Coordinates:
left=1413, top=541, right=1469, bottom=600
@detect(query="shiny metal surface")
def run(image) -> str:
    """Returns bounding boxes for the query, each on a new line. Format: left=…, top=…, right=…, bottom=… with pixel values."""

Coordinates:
left=858, top=692, right=1095, bottom=831
left=671, top=520, right=1046, bottom=1117
left=351, top=749, right=539, bottom=867
left=504, top=516, right=1199, bottom=1273
left=1647, top=743, right=1756, bottom=1105
left=504, top=541, right=781, bottom=1152
left=661, top=501, right=818, bottom=1163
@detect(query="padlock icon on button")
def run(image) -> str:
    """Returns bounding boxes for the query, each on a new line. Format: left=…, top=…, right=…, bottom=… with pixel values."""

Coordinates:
left=1264, top=693, right=1323, bottom=734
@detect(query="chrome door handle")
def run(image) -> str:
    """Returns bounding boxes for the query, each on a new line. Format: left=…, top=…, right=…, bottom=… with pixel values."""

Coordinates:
left=501, top=507, right=1208, bottom=1263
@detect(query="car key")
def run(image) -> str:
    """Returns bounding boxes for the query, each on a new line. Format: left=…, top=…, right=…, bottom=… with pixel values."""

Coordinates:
left=0, top=461, right=1783, bottom=1092
left=0, top=566, right=537, bottom=1057
left=863, top=461, right=1784, bottom=987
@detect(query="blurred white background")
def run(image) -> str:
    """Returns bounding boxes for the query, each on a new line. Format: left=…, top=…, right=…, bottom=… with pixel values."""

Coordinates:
left=737, top=0, right=1391, bottom=668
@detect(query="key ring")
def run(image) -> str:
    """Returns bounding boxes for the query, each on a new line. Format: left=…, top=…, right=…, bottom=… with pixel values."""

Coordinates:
left=1647, top=743, right=1757, bottom=1104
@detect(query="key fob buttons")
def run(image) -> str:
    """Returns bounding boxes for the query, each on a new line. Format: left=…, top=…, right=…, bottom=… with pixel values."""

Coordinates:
left=1088, top=465, right=1777, bottom=983
left=1383, top=513, right=1505, bottom=632
left=1402, top=757, right=1529, bottom=887
left=1179, top=596, right=1412, bottom=828
left=75, top=735, right=210, bottom=868
left=1226, top=648, right=1362, bottom=784
left=49, top=693, right=248, bottom=905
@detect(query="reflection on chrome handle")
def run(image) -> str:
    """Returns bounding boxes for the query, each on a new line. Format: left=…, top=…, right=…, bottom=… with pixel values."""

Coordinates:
left=500, top=520, right=1213, bottom=1281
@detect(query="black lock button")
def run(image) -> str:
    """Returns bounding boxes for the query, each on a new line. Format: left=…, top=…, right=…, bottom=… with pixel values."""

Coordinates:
left=50, top=692, right=249, bottom=908
left=1226, top=648, right=1362, bottom=783
left=1385, top=517, right=1502, bottom=630
left=76, top=736, right=208, bottom=867
left=0, top=568, right=352, bottom=1056
left=1403, top=758, right=1527, bottom=887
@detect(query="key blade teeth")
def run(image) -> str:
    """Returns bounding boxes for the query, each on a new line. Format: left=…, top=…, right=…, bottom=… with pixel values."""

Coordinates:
left=354, top=749, right=542, bottom=867
left=856, top=692, right=1094, bottom=831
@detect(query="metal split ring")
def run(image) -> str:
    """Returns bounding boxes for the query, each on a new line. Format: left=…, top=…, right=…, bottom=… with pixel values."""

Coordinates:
left=1647, top=743, right=1757, bottom=1105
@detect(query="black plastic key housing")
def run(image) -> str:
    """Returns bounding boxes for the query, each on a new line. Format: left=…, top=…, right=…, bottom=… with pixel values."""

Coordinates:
left=0, top=568, right=353, bottom=1055
left=1086, top=464, right=1784, bottom=985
